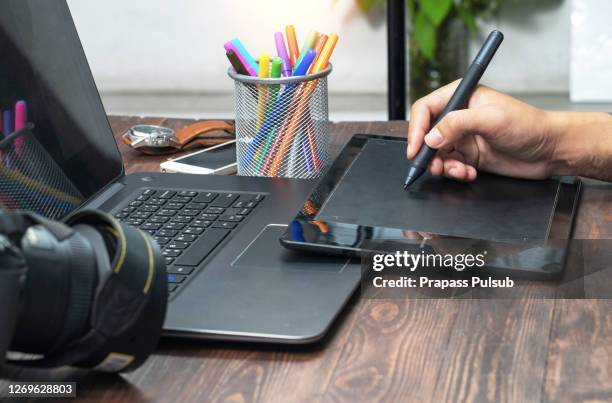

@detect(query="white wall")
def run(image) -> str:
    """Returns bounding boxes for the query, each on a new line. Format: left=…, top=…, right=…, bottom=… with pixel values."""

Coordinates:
left=67, top=0, right=570, bottom=96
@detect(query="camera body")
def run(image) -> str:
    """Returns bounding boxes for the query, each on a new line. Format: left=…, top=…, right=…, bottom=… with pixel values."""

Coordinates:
left=0, top=210, right=167, bottom=373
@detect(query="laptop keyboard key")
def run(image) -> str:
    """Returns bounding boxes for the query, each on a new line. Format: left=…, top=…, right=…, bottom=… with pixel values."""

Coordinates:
left=163, top=249, right=182, bottom=258
left=175, top=234, right=197, bottom=242
left=204, top=207, right=224, bottom=214
left=212, top=221, right=237, bottom=229
left=158, top=190, right=176, bottom=199
left=219, top=214, right=243, bottom=222
left=168, top=284, right=178, bottom=292
left=179, top=190, right=198, bottom=197
left=194, top=192, right=218, bottom=203
left=167, top=241, right=189, bottom=249
left=157, top=229, right=178, bottom=237
left=170, top=196, right=192, bottom=204
left=163, top=223, right=185, bottom=230
left=158, top=209, right=178, bottom=217
left=174, top=228, right=230, bottom=266
left=154, top=236, right=171, bottom=245
left=167, top=274, right=187, bottom=283
left=186, top=202, right=207, bottom=210
left=167, top=266, right=194, bottom=275
left=210, top=193, right=239, bottom=208
left=183, top=227, right=205, bottom=235
left=191, top=220, right=211, bottom=228
left=172, top=216, right=193, bottom=224
left=141, top=222, right=162, bottom=231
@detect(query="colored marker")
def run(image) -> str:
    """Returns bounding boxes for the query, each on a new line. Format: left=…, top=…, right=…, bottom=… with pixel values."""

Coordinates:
left=270, top=57, right=282, bottom=79
left=285, top=25, right=300, bottom=68
left=3, top=110, right=13, bottom=135
left=224, top=40, right=257, bottom=76
left=309, top=34, right=328, bottom=73
left=311, top=33, right=338, bottom=73
left=293, top=49, right=317, bottom=76
left=230, top=38, right=259, bottom=75
left=14, top=100, right=27, bottom=154
left=226, top=50, right=249, bottom=75
left=256, top=52, right=271, bottom=129
left=274, top=32, right=292, bottom=77
left=267, top=34, right=339, bottom=175
left=294, top=31, right=318, bottom=72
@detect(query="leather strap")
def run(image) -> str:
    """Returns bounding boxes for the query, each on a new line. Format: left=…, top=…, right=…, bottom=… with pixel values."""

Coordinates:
left=175, top=120, right=234, bottom=145
left=122, top=120, right=234, bottom=155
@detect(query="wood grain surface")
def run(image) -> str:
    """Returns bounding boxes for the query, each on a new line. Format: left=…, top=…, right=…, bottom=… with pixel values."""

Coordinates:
left=1, top=117, right=611, bottom=403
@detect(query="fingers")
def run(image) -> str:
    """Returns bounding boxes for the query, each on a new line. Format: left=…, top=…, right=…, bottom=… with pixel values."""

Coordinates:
left=424, top=107, right=500, bottom=150
left=407, top=80, right=461, bottom=159
left=443, top=159, right=478, bottom=182
left=429, top=152, right=478, bottom=182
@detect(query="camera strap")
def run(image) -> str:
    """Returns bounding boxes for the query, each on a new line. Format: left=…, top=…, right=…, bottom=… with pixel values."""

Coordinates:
left=6, top=211, right=165, bottom=369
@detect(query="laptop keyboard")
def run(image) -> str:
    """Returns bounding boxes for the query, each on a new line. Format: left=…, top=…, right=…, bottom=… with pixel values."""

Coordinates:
left=114, top=189, right=265, bottom=297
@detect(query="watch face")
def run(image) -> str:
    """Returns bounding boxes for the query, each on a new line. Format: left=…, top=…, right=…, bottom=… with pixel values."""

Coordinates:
left=128, top=125, right=176, bottom=148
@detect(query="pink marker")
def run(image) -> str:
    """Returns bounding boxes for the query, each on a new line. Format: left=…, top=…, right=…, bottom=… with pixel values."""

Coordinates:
left=14, top=100, right=27, bottom=154
left=224, top=41, right=257, bottom=76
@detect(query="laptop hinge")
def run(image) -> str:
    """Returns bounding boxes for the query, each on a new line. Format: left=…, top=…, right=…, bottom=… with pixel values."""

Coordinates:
left=78, top=182, right=126, bottom=211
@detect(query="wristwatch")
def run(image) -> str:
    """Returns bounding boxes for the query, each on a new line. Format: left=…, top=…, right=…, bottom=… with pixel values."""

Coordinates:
left=124, top=125, right=179, bottom=149
left=121, top=120, right=235, bottom=155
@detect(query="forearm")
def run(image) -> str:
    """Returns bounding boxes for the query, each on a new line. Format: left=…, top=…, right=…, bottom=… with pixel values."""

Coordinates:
left=547, top=111, right=612, bottom=180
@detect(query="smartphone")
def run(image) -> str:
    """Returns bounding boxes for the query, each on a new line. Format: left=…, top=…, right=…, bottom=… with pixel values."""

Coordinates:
left=160, top=140, right=237, bottom=175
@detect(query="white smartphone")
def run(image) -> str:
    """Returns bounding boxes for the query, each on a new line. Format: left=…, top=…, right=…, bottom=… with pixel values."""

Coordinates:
left=160, top=140, right=237, bottom=175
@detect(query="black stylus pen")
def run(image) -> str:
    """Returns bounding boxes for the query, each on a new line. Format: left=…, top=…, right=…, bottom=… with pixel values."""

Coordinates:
left=403, top=30, right=504, bottom=189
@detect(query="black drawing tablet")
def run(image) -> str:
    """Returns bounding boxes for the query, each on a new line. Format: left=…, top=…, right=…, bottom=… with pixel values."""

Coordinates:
left=280, top=135, right=582, bottom=279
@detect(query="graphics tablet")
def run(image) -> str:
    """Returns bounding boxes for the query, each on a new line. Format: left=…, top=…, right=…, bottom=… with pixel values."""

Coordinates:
left=280, top=135, right=582, bottom=279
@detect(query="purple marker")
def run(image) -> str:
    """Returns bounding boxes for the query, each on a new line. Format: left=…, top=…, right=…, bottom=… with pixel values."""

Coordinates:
left=223, top=41, right=257, bottom=76
left=274, top=32, right=292, bottom=77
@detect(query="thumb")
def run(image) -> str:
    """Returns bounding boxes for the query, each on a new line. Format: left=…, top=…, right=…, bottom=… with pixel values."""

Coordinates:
left=423, top=108, right=499, bottom=150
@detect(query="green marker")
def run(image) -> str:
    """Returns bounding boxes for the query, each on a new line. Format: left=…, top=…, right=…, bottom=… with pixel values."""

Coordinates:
left=255, top=57, right=284, bottom=170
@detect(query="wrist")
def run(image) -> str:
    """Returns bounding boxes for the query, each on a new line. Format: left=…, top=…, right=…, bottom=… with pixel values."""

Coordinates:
left=546, top=111, right=612, bottom=178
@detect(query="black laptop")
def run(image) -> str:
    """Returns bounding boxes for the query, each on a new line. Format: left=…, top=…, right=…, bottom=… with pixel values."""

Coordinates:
left=0, top=0, right=360, bottom=343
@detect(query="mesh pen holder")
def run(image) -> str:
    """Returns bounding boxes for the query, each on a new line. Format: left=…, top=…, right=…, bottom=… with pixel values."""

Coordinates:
left=0, top=123, right=83, bottom=219
left=228, top=64, right=332, bottom=179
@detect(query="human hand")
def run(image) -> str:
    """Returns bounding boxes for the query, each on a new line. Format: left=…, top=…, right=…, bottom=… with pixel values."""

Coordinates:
left=407, top=81, right=560, bottom=182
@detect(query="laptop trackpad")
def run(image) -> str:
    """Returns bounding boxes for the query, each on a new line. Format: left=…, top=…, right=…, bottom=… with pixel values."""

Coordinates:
left=231, top=225, right=350, bottom=273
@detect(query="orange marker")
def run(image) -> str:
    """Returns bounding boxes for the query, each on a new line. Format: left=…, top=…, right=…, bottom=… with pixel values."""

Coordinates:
left=268, top=33, right=339, bottom=176
left=308, top=34, right=328, bottom=73
left=311, top=33, right=338, bottom=73
left=285, top=25, right=299, bottom=69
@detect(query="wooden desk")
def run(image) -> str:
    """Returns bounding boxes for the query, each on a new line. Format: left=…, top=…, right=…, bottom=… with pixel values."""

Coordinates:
left=2, top=117, right=612, bottom=402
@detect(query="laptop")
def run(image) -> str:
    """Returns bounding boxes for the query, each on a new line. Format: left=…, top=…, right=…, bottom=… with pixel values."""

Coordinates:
left=0, top=0, right=360, bottom=343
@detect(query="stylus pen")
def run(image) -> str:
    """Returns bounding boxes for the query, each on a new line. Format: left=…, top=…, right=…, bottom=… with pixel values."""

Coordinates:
left=403, top=30, right=504, bottom=189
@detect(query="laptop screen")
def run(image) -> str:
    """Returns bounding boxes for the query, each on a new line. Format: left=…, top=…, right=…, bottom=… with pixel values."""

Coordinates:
left=0, top=0, right=123, bottom=219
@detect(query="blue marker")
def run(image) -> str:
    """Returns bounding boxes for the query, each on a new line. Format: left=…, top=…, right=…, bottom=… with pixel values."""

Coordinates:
left=3, top=110, right=13, bottom=135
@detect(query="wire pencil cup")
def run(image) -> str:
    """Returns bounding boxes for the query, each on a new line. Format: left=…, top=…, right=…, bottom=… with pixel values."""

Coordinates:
left=228, top=64, right=332, bottom=179
left=0, top=124, right=84, bottom=219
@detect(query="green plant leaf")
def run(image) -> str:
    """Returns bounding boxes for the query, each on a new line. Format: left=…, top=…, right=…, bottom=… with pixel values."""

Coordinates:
left=457, top=5, right=477, bottom=34
left=414, top=11, right=436, bottom=60
left=355, top=0, right=384, bottom=12
left=420, top=0, right=453, bottom=26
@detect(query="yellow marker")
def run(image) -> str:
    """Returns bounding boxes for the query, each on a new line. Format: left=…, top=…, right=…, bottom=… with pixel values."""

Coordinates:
left=256, top=53, right=270, bottom=129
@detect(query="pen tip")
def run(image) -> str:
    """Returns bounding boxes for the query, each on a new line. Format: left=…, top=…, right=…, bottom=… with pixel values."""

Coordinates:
left=403, top=176, right=416, bottom=190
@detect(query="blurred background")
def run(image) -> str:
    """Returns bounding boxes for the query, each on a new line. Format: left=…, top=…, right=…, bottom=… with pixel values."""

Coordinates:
left=66, top=0, right=612, bottom=121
